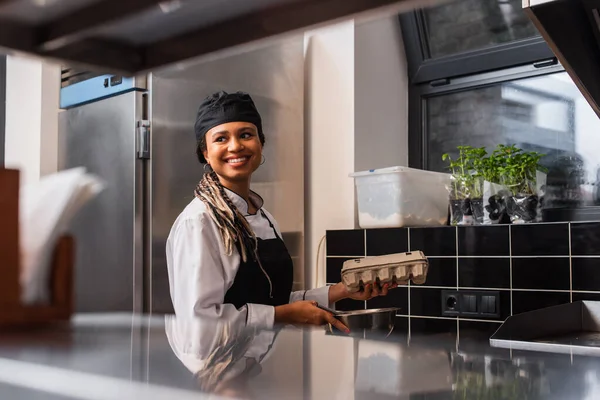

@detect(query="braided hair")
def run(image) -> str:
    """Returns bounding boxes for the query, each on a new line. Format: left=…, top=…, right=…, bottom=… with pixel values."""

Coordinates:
left=194, top=170, right=258, bottom=262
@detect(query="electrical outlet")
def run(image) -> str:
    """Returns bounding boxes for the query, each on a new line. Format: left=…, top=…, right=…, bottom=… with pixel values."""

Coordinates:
left=441, top=290, right=500, bottom=319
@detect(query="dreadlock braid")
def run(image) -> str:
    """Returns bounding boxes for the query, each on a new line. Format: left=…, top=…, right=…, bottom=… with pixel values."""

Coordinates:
left=194, top=171, right=258, bottom=262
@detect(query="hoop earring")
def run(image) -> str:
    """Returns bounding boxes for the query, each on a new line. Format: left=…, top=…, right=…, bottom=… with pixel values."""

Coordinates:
left=203, top=163, right=212, bottom=172
left=260, top=155, right=266, bottom=166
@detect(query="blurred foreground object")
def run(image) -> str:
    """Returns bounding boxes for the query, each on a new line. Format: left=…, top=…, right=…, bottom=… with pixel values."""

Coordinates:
left=0, top=0, right=443, bottom=75
left=20, top=167, right=104, bottom=304
left=0, top=167, right=102, bottom=327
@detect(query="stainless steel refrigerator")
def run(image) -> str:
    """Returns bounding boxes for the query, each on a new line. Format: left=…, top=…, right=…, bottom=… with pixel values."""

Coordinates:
left=58, top=36, right=305, bottom=314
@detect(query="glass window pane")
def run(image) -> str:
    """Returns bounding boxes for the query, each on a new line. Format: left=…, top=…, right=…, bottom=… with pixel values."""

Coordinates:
left=424, top=0, right=540, bottom=59
left=427, top=72, right=600, bottom=207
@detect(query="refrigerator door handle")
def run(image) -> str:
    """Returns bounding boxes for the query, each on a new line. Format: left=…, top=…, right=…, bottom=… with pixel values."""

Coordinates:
left=137, top=120, right=151, bottom=159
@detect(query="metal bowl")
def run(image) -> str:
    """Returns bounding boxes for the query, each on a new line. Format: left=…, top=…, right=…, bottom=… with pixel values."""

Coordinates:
left=328, top=307, right=400, bottom=337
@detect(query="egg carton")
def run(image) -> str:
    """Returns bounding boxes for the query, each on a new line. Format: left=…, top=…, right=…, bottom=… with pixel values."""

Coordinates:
left=341, top=251, right=428, bottom=293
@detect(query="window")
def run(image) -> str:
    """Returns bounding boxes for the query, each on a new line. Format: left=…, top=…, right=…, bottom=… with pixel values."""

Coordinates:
left=423, top=0, right=539, bottom=58
left=404, top=1, right=600, bottom=213
left=400, top=0, right=554, bottom=84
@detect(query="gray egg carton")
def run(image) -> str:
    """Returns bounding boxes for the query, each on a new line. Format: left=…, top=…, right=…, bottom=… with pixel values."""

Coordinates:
left=341, top=251, right=429, bottom=293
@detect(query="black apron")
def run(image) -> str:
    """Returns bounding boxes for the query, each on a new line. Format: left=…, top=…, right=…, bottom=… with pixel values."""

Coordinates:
left=224, top=210, right=294, bottom=309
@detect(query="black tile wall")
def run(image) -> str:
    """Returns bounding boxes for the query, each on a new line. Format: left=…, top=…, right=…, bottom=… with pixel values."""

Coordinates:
left=572, top=258, right=600, bottom=291
left=326, top=221, right=600, bottom=337
left=512, top=291, right=570, bottom=315
left=458, top=258, right=510, bottom=288
left=511, top=223, right=569, bottom=256
left=326, top=257, right=358, bottom=284
left=411, top=317, right=457, bottom=335
left=410, top=288, right=445, bottom=317
left=424, top=258, right=456, bottom=287
left=458, top=226, right=509, bottom=256
left=512, top=257, right=570, bottom=290
left=366, top=228, right=408, bottom=255
left=326, top=229, right=364, bottom=256
left=367, top=286, right=408, bottom=313
left=571, top=222, right=600, bottom=255
left=573, top=292, right=600, bottom=302
left=334, top=298, right=365, bottom=312
left=410, top=227, right=456, bottom=256
left=459, top=320, right=503, bottom=336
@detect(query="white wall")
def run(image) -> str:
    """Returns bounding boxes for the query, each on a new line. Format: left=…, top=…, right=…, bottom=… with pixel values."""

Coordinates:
left=3, top=55, right=60, bottom=186
left=304, top=21, right=356, bottom=290
left=303, top=16, right=409, bottom=400
left=354, top=17, right=409, bottom=172
left=304, top=16, right=409, bottom=290
left=304, top=20, right=357, bottom=400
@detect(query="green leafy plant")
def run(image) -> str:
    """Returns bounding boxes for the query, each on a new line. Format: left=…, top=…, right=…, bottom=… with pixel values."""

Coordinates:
left=444, top=144, right=546, bottom=197
left=491, top=144, right=546, bottom=195
left=442, top=145, right=485, bottom=199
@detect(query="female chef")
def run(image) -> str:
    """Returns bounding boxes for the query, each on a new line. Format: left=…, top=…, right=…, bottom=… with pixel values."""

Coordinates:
left=165, top=91, right=397, bottom=339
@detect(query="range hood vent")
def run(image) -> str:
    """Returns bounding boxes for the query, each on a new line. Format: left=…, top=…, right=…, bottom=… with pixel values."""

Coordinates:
left=524, top=0, right=600, bottom=118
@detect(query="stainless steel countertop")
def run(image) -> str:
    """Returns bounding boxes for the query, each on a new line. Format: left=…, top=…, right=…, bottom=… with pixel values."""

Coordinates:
left=1, top=313, right=599, bottom=399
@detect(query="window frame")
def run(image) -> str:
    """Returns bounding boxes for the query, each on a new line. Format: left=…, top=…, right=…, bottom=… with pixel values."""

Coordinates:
left=399, top=9, right=556, bottom=84
left=408, top=61, right=567, bottom=170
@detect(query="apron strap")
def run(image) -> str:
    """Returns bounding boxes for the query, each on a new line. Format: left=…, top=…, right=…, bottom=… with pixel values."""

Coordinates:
left=259, top=209, right=283, bottom=241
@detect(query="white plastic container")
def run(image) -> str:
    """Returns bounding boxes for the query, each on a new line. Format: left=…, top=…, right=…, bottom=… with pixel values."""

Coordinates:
left=350, top=166, right=451, bottom=228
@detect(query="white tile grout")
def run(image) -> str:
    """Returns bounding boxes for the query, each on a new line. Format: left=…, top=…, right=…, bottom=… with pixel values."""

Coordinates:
left=327, top=255, right=600, bottom=258
left=456, top=318, right=460, bottom=345
left=364, top=229, right=367, bottom=311
left=509, top=224, right=513, bottom=316
left=455, top=226, right=459, bottom=290
left=407, top=227, right=411, bottom=339
left=410, top=285, right=510, bottom=291
left=409, top=315, right=457, bottom=321
left=325, top=282, right=586, bottom=293
left=326, top=255, right=365, bottom=258
left=325, top=224, right=598, bottom=337
left=510, top=288, right=571, bottom=293
left=569, top=222, right=573, bottom=303
left=458, top=318, right=503, bottom=324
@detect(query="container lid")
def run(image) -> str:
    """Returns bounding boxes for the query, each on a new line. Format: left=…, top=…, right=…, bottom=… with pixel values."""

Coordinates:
left=349, top=166, right=450, bottom=178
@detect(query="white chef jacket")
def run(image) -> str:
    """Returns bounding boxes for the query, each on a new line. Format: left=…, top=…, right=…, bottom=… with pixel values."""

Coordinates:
left=165, top=188, right=329, bottom=373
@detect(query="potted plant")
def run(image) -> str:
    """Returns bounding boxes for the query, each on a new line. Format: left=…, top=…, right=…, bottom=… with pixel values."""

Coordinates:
left=479, top=145, right=512, bottom=224
left=442, top=146, right=485, bottom=225
left=444, top=144, right=547, bottom=225
left=495, top=145, right=546, bottom=223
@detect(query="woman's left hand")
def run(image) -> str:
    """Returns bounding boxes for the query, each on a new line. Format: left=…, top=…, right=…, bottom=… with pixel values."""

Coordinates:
left=328, top=281, right=400, bottom=303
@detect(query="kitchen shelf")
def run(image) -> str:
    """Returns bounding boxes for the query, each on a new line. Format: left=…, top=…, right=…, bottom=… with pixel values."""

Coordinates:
left=0, top=0, right=433, bottom=75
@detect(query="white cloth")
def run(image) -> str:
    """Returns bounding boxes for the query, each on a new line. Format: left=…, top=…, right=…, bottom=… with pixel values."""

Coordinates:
left=165, top=188, right=329, bottom=374
left=19, top=167, right=104, bottom=304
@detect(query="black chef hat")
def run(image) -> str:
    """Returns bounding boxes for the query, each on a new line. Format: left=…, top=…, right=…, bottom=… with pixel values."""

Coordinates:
left=194, top=91, right=265, bottom=164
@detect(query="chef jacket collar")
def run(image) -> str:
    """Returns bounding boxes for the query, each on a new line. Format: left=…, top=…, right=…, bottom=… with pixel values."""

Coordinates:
left=223, top=187, right=264, bottom=215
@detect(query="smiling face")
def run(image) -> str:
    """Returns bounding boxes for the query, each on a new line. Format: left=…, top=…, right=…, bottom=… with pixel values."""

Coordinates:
left=202, top=121, right=263, bottom=185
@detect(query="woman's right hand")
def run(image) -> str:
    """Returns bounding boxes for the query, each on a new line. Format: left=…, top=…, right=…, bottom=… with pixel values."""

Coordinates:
left=274, top=301, right=350, bottom=334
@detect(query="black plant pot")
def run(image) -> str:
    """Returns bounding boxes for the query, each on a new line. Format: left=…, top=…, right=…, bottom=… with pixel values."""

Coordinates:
left=485, top=193, right=510, bottom=224
left=471, top=198, right=484, bottom=224
left=449, top=198, right=483, bottom=225
left=506, top=194, right=539, bottom=223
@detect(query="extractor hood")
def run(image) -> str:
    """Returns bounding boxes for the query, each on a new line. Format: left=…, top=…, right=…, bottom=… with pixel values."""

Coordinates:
left=524, top=0, right=600, bottom=118
left=0, top=0, right=444, bottom=75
